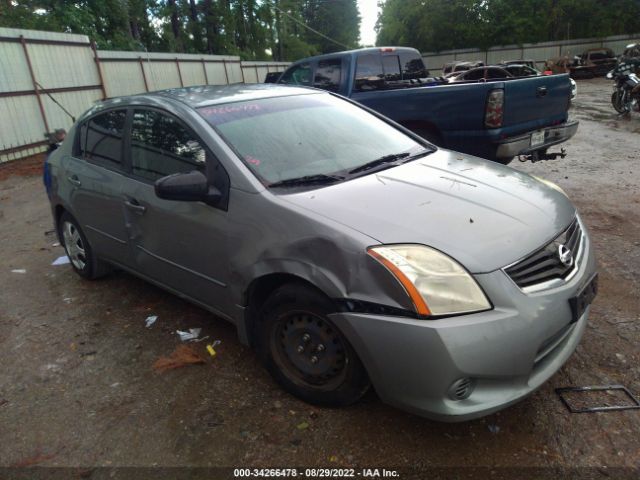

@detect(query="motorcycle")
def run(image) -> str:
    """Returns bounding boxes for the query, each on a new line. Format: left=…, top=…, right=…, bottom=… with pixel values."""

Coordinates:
left=606, top=62, right=640, bottom=114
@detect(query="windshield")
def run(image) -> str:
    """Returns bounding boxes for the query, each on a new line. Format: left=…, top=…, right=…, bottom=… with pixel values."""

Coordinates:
left=198, top=93, right=429, bottom=186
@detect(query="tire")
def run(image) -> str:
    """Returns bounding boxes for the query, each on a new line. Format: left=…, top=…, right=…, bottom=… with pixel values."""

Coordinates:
left=58, top=212, right=111, bottom=279
left=611, top=90, right=630, bottom=114
left=257, top=284, right=370, bottom=407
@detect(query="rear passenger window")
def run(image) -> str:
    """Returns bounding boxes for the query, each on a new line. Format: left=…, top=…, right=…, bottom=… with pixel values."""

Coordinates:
left=354, top=54, right=384, bottom=91
left=80, top=109, right=126, bottom=169
left=314, top=59, right=341, bottom=92
left=130, top=109, right=206, bottom=182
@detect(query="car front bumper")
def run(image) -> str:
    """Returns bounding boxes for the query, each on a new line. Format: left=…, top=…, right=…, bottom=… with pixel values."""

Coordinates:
left=494, top=120, right=579, bottom=159
left=330, top=220, right=596, bottom=422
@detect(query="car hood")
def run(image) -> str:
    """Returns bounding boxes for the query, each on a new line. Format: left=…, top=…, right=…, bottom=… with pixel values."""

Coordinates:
left=280, top=150, right=576, bottom=273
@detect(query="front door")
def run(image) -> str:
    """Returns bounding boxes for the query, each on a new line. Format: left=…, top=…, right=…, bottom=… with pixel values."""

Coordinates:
left=119, top=108, right=231, bottom=315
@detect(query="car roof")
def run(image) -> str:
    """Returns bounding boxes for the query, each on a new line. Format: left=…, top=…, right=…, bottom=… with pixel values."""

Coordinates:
left=97, top=83, right=320, bottom=110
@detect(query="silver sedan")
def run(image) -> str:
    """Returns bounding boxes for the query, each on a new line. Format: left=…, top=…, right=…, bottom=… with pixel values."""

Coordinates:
left=46, top=84, right=597, bottom=421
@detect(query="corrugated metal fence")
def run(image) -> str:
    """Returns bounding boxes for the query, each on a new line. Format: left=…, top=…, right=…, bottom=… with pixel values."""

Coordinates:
left=0, top=27, right=289, bottom=163
left=421, top=33, right=639, bottom=72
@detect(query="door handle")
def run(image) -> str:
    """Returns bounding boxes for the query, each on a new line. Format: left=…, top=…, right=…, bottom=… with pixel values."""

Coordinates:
left=536, top=86, right=547, bottom=97
left=67, top=175, right=81, bottom=187
left=124, top=199, right=146, bottom=214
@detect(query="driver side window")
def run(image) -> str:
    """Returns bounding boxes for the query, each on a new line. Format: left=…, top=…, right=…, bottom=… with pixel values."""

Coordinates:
left=130, top=109, right=206, bottom=182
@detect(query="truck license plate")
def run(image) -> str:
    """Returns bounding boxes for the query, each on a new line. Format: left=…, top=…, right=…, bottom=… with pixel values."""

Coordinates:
left=530, top=130, right=545, bottom=146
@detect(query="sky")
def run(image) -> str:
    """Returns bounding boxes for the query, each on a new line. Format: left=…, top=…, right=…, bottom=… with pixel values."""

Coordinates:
left=358, top=0, right=379, bottom=46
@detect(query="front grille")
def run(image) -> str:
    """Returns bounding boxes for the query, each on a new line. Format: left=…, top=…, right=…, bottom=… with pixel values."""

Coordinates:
left=505, top=218, right=582, bottom=289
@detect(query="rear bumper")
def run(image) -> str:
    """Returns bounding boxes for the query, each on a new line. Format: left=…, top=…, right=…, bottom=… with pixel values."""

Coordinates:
left=494, top=120, right=579, bottom=159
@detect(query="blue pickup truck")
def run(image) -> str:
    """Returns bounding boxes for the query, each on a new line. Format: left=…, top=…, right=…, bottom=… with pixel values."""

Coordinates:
left=277, top=47, right=578, bottom=164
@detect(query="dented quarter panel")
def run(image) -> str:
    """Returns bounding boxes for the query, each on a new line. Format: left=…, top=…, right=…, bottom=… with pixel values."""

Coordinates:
left=224, top=188, right=416, bottom=322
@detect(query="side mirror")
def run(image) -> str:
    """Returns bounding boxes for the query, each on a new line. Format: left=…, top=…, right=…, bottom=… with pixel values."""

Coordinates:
left=155, top=170, right=221, bottom=206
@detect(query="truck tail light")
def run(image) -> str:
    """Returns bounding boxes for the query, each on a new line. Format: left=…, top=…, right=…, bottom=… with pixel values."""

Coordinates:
left=485, top=89, right=504, bottom=128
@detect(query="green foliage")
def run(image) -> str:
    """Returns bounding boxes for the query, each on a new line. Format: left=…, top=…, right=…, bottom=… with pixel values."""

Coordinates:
left=0, top=0, right=361, bottom=61
left=376, top=0, right=640, bottom=52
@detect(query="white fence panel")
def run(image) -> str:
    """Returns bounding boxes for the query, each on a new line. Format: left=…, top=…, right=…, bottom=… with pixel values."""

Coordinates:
left=0, top=42, right=32, bottom=91
left=0, top=95, right=44, bottom=152
left=204, top=62, right=230, bottom=84
left=28, top=42, right=99, bottom=89
left=0, top=28, right=291, bottom=162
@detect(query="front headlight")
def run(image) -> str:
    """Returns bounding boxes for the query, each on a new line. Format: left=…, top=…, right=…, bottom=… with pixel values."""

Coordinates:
left=367, top=245, right=491, bottom=317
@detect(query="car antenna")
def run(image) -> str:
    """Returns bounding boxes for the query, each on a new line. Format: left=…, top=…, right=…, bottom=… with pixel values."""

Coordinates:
left=34, top=81, right=76, bottom=122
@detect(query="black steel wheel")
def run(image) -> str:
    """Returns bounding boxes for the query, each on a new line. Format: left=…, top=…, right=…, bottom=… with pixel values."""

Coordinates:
left=258, top=284, right=370, bottom=406
left=58, top=212, right=110, bottom=279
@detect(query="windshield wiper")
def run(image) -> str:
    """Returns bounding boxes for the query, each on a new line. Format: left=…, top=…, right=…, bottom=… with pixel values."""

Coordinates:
left=348, top=153, right=410, bottom=174
left=348, top=149, right=433, bottom=175
left=268, top=174, right=345, bottom=188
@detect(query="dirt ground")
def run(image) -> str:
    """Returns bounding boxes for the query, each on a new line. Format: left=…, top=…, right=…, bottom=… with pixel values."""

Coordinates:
left=0, top=78, right=639, bottom=478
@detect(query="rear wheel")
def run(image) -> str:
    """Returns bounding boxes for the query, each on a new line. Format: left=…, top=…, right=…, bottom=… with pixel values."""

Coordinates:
left=58, top=212, right=110, bottom=279
left=258, top=284, right=370, bottom=406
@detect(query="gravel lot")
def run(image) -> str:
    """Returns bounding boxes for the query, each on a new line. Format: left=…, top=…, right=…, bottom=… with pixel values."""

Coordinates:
left=0, top=78, right=639, bottom=478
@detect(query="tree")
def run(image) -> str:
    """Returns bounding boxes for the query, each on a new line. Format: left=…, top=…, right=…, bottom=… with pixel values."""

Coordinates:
left=0, top=0, right=365, bottom=61
left=375, top=0, right=640, bottom=52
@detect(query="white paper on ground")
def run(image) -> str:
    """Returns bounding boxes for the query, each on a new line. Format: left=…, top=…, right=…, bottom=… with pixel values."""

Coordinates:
left=52, top=256, right=71, bottom=266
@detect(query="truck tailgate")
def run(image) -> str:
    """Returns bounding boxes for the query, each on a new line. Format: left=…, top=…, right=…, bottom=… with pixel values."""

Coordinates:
left=502, top=74, right=571, bottom=131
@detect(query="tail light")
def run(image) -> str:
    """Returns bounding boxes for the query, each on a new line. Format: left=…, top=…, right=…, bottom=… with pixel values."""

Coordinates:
left=485, top=88, right=504, bottom=128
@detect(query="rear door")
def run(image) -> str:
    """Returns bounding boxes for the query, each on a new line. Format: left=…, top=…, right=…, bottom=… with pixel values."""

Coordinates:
left=502, top=74, right=571, bottom=130
left=66, top=109, right=131, bottom=264
left=119, top=107, right=232, bottom=314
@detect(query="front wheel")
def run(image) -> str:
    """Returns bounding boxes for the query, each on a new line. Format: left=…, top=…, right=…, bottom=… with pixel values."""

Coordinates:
left=611, top=90, right=629, bottom=114
left=258, top=284, right=370, bottom=406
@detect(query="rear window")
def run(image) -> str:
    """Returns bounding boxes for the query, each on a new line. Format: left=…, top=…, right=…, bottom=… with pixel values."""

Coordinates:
left=381, top=55, right=401, bottom=81
left=198, top=94, right=424, bottom=185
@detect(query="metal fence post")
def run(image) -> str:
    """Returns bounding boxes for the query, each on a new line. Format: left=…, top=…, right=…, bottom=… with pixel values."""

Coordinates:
left=176, top=58, right=184, bottom=87
left=222, top=59, right=230, bottom=84
left=139, top=57, right=150, bottom=91
left=20, top=35, right=49, bottom=133
left=201, top=59, right=209, bottom=85
left=91, top=41, right=108, bottom=99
